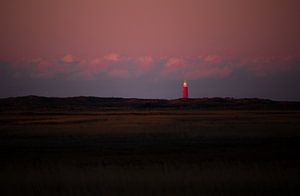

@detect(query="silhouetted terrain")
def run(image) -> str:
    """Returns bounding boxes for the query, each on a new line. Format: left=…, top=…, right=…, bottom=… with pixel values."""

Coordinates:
left=1, top=96, right=300, bottom=112
left=1, top=97, right=300, bottom=195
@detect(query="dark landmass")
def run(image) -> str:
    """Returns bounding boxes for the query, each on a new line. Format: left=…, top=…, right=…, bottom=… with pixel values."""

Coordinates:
left=0, top=97, right=300, bottom=195
left=1, top=95, right=300, bottom=112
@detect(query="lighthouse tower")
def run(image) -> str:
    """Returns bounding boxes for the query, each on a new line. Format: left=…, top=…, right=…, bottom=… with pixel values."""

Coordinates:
left=183, top=80, right=188, bottom=99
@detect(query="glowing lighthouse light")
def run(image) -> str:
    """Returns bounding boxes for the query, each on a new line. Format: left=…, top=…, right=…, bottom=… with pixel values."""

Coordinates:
left=183, top=80, right=188, bottom=99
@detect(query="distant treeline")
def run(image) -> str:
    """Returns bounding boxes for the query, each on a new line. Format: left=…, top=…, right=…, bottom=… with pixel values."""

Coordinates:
left=0, top=96, right=300, bottom=112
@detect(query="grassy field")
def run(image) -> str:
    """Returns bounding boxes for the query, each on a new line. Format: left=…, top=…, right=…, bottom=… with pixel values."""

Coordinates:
left=0, top=110, right=300, bottom=195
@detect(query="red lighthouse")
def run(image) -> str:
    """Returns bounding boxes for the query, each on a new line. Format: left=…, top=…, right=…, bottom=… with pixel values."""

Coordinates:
left=183, top=80, right=188, bottom=99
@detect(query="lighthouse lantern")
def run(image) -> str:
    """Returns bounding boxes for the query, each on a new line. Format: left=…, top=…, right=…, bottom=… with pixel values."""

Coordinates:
left=183, top=80, right=188, bottom=99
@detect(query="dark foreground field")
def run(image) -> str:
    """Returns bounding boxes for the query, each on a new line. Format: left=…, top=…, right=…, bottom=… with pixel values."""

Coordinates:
left=1, top=110, right=300, bottom=195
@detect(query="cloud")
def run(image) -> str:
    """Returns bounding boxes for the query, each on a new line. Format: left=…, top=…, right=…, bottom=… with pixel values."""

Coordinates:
left=61, top=54, right=78, bottom=64
left=100, top=55, right=154, bottom=78
left=137, top=56, right=153, bottom=67
left=73, top=58, right=108, bottom=79
left=203, top=55, right=221, bottom=64
left=29, top=57, right=68, bottom=77
left=1, top=54, right=299, bottom=81
left=135, top=56, right=154, bottom=75
left=165, top=57, right=185, bottom=70
left=8, top=55, right=82, bottom=78
left=161, top=55, right=299, bottom=80
left=162, top=56, right=232, bottom=79
left=62, top=55, right=73, bottom=63
left=104, top=53, right=120, bottom=61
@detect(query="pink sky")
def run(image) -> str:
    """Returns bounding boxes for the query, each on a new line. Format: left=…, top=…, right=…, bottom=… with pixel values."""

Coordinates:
left=1, top=0, right=300, bottom=99
left=1, top=0, right=299, bottom=58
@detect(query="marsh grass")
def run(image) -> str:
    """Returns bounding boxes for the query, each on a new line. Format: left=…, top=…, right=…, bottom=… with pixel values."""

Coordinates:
left=0, top=110, right=300, bottom=195
left=1, top=159, right=299, bottom=196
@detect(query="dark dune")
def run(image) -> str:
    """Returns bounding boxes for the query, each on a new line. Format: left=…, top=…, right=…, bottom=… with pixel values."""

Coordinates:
left=0, top=97, right=300, bottom=195
left=1, top=95, right=300, bottom=112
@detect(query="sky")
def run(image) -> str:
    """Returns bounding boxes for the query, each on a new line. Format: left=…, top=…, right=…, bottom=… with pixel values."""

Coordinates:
left=1, top=0, right=300, bottom=100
